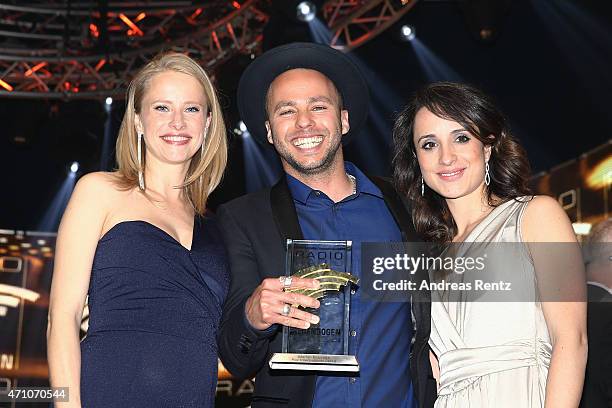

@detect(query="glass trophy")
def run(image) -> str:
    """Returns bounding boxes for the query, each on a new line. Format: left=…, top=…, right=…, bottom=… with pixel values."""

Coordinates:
left=269, top=239, right=359, bottom=372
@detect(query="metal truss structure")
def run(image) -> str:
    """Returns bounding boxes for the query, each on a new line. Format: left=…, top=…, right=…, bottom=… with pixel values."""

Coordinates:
left=0, top=1, right=271, bottom=99
left=324, top=0, right=417, bottom=51
left=0, top=0, right=416, bottom=99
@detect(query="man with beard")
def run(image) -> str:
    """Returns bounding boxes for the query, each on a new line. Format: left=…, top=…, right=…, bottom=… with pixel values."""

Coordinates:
left=217, top=43, right=435, bottom=408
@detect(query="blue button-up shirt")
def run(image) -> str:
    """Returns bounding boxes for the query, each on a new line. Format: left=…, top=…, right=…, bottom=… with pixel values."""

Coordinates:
left=286, top=162, right=416, bottom=408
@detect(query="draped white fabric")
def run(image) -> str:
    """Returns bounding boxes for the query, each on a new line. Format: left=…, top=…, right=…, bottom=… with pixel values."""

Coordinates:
left=429, top=198, right=552, bottom=408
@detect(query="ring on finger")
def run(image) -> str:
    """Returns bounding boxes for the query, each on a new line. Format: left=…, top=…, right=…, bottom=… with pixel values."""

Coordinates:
left=282, top=276, right=293, bottom=289
left=282, top=303, right=291, bottom=316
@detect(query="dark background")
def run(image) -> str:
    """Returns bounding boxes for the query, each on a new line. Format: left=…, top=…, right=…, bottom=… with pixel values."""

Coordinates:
left=1, top=0, right=611, bottom=230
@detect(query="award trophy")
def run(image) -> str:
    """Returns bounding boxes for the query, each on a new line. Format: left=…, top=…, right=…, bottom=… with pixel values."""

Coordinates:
left=269, top=239, right=359, bottom=372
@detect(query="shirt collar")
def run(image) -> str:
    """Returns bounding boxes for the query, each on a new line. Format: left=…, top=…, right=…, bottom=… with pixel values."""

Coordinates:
left=346, top=161, right=383, bottom=198
left=285, top=172, right=312, bottom=204
left=286, top=161, right=383, bottom=205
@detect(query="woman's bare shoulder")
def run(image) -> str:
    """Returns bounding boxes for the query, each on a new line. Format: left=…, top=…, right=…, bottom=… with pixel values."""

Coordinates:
left=70, top=172, right=131, bottom=210
left=522, top=195, right=576, bottom=242
left=523, top=195, right=564, bottom=222
left=76, top=171, right=121, bottom=189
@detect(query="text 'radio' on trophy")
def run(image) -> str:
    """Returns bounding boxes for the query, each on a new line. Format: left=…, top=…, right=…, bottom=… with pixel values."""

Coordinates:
left=269, top=240, right=360, bottom=372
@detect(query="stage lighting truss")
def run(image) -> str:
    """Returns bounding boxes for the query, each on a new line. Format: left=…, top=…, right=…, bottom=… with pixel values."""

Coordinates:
left=0, top=0, right=417, bottom=99
left=0, top=1, right=271, bottom=99
left=322, top=0, right=419, bottom=51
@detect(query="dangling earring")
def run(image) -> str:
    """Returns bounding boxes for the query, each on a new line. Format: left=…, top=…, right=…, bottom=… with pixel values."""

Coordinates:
left=137, top=133, right=145, bottom=190
left=201, top=125, right=209, bottom=156
left=485, top=162, right=491, bottom=186
left=421, top=176, right=425, bottom=196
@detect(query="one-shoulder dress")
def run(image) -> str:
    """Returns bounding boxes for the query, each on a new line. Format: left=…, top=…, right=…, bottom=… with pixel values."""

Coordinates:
left=429, top=198, right=552, bottom=408
left=80, top=216, right=229, bottom=407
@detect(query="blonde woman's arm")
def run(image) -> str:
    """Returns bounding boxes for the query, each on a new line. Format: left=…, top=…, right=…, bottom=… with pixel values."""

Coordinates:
left=47, top=173, right=111, bottom=407
left=522, top=195, right=588, bottom=408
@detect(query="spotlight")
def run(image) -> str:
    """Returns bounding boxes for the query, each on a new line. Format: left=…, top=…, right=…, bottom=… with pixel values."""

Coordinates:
left=296, top=1, right=316, bottom=22
left=105, top=97, right=113, bottom=105
left=479, top=28, right=494, bottom=41
left=460, top=0, right=510, bottom=44
left=233, top=121, right=249, bottom=136
left=70, top=161, right=79, bottom=173
left=237, top=121, right=250, bottom=139
left=400, top=24, right=416, bottom=41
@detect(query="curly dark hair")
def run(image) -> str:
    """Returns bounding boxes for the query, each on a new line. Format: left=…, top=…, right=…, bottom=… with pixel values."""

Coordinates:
left=392, top=82, right=532, bottom=243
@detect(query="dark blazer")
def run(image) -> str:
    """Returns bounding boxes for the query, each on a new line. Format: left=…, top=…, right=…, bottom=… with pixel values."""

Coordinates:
left=217, top=176, right=436, bottom=408
left=580, top=283, right=612, bottom=408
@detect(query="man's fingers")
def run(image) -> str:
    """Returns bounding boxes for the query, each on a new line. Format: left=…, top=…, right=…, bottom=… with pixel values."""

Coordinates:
left=278, top=303, right=320, bottom=325
left=254, top=278, right=321, bottom=329
left=285, top=276, right=320, bottom=290
left=262, top=276, right=320, bottom=291
left=259, top=288, right=319, bottom=309
left=281, top=292, right=320, bottom=309
left=271, top=307, right=319, bottom=329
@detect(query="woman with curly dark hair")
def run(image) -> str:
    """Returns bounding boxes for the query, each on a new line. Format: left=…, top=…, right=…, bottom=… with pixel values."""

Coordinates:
left=392, top=82, right=587, bottom=407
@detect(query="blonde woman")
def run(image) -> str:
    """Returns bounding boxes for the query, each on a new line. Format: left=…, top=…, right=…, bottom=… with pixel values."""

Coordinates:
left=47, top=52, right=228, bottom=407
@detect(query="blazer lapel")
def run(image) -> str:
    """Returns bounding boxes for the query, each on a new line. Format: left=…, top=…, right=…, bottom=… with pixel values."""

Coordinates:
left=369, top=176, right=432, bottom=317
left=270, top=177, right=304, bottom=248
left=369, top=176, right=419, bottom=242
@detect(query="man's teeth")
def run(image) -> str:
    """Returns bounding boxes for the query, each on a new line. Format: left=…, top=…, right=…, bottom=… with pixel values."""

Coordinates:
left=162, top=135, right=190, bottom=142
left=293, top=136, right=323, bottom=148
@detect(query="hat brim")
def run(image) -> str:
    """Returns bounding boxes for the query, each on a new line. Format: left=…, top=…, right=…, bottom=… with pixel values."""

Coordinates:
left=237, top=42, right=369, bottom=146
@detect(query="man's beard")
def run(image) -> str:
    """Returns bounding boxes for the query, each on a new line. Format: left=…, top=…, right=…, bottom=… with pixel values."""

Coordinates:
left=274, top=127, right=343, bottom=176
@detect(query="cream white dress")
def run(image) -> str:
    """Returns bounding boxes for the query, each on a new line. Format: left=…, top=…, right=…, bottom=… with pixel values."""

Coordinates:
left=429, top=198, right=551, bottom=408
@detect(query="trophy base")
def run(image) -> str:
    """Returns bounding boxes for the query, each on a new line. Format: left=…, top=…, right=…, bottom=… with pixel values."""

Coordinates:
left=269, top=353, right=360, bottom=372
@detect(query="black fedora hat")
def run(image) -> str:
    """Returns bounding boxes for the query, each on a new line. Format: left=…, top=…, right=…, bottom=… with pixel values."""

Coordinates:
left=237, top=42, right=369, bottom=145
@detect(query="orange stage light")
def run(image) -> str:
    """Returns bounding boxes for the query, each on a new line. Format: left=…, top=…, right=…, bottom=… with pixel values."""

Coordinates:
left=0, top=78, right=13, bottom=91
left=95, top=59, right=106, bottom=71
left=211, top=31, right=221, bottom=50
left=25, top=62, right=48, bottom=77
left=232, top=1, right=241, bottom=9
left=587, top=157, right=612, bottom=190
left=190, top=8, right=203, bottom=19
left=89, top=23, right=99, bottom=38
left=119, top=13, right=144, bottom=36
left=135, top=12, right=146, bottom=22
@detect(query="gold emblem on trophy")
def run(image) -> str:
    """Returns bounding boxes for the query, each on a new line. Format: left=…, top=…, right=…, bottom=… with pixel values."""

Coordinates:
left=285, top=263, right=359, bottom=306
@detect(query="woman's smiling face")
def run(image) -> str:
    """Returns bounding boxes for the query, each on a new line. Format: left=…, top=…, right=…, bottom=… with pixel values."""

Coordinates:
left=413, top=107, right=491, bottom=200
left=136, top=70, right=210, bottom=166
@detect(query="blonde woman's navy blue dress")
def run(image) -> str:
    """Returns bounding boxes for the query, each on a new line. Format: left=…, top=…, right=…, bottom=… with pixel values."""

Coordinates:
left=79, top=216, right=229, bottom=407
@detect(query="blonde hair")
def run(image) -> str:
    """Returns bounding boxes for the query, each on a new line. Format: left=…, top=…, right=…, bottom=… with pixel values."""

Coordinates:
left=115, top=52, right=227, bottom=215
